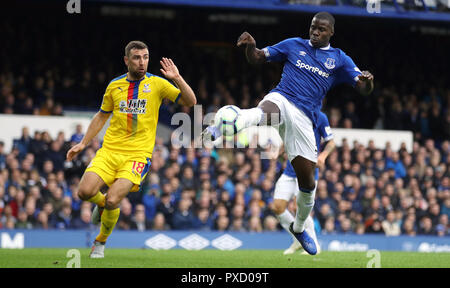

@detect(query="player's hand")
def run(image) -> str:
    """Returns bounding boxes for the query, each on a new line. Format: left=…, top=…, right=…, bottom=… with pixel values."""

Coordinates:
left=317, top=154, right=326, bottom=170
left=66, top=143, right=86, bottom=161
left=358, top=71, right=374, bottom=82
left=237, top=32, right=256, bottom=47
left=160, top=57, right=180, bottom=80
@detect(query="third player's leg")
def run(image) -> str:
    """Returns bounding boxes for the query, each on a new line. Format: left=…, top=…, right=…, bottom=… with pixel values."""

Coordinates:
left=272, top=199, right=288, bottom=215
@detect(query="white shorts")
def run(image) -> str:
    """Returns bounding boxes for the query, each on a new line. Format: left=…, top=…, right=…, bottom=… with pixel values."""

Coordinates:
left=274, top=175, right=318, bottom=201
left=259, top=92, right=317, bottom=163
left=273, top=174, right=299, bottom=201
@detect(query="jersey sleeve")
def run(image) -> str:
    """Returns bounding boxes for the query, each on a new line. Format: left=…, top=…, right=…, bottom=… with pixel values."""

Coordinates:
left=318, top=113, right=334, bottom=142
left=262, top=38, right=296, bottom=63
left=336, top=52, right=362, bottom=87
left=158, top=77, right=181, bottom=103
left=100, top=84, right=114, bottom=113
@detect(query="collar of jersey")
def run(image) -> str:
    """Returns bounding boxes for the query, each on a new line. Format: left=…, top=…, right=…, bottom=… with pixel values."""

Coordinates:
left=126, top=73, right=147, bottom=83
left=308, top=40, right=331, bottom=50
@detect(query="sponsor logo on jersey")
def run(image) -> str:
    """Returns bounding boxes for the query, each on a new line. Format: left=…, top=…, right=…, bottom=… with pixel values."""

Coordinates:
left=295, top=59, right=330, bottom=78
left=119, top=99, right=147, bottom=114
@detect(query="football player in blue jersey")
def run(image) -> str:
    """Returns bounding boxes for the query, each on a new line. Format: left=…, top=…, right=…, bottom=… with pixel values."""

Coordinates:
left=203, top=12, right=373, bottom=255
left=272, top=111, right=335, bottom=255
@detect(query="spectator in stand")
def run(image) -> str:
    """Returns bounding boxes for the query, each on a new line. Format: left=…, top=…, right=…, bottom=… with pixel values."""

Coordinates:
left=71, top=208, right=95, bottom=230
left=130, top=204, right=152, bottom=231
left=382, top=210, right=401, bottom=236
left=117, top=198, right=133, bottom=230
left=193, top=208, right=213, bottom=230
left=152, top=212, right=169, bottom=231
left=70, top=124, right=84, bottom=144
left=172, top=198, right=195, bottom=230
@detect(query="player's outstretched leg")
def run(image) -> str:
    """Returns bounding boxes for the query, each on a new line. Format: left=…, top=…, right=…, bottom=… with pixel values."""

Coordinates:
left=202, top=106, right=263, bottom=143
left=202, top=100, right=280, bottom=144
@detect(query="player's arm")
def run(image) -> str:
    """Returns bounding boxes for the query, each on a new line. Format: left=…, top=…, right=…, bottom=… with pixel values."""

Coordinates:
left=160, top=57, right=196, bottom=107
left=237, top=32, right=266, bottom=65
left=66, top=111, right=110, bottom=161
left=355, top=71, right=374, bottom=96
left=317, top=139, right=336, bottom=170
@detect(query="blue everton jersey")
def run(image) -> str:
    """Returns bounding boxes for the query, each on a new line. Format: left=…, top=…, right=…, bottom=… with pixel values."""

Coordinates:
left=283, top=111, right=333, bottom=180
left=263, top=37, right=361, bottom=126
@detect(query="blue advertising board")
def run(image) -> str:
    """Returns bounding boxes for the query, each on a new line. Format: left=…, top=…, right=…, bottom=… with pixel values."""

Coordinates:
left=1, top=230, right=449, bottom=252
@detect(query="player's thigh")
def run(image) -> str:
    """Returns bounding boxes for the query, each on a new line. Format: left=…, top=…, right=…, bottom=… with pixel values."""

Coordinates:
left=257, top=93, right=284, bottom=126
left=82, top=148, right=117, bottom=196
left=78, top=171, right=106, bottom=200
left=105, top=178, right=134, bottom=209
left=116, top=157, right=151, bottom=193
left=282, top=99, right=317, bottom=177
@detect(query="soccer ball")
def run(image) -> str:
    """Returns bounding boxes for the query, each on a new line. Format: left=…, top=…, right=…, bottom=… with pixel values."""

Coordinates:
left=214, top=105, right=243, bottom=139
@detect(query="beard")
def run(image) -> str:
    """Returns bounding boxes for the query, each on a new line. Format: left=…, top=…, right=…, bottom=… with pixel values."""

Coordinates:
left=128, top=68, right=145, bottom=80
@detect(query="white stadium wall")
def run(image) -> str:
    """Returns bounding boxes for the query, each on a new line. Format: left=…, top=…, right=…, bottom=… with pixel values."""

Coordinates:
left=242, top=126, right=413, bottom=153
left=0, top=114, right=94, bottom=153
left=332, top=128, right=413, bottom=153
left=0, top=114, right=173, bottom=153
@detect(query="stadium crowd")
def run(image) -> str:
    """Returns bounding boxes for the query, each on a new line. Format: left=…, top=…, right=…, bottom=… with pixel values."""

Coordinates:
left=0, top=4, right=449, bottom=236
left=0, top=124, right=448, bottom=236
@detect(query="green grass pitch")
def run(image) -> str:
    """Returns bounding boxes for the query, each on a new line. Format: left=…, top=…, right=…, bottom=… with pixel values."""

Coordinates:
left=0, top=249, right=449, bottom=268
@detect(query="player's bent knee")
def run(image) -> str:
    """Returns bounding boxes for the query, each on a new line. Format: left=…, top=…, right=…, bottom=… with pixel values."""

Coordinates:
left=78, top=186, right=95, bottom=201
left=272, top=199, right=288, bottom=215
left=105, top=197, right=120, bottom=210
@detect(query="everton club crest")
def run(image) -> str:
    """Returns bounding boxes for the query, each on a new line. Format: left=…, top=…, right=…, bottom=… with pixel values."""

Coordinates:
left=324, top=58, right=336, bottom=70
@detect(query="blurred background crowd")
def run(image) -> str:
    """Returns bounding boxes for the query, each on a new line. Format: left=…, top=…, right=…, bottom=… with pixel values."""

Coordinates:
left=0, top=3, right=448, bottom=236
left=0, top=127, right=449, bottom=236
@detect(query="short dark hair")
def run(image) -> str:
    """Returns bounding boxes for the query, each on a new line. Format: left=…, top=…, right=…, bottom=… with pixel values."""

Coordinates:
left=313, top=11, right=335, bottom=27
left=125, top=40, right=148, bottom=57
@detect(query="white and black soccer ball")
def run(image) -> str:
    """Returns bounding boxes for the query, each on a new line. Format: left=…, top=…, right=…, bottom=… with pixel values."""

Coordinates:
left=214, top=105, right=243, bottom=139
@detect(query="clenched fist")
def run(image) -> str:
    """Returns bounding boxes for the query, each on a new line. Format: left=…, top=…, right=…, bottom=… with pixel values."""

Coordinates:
left=237, top=32, right=256, bottom=47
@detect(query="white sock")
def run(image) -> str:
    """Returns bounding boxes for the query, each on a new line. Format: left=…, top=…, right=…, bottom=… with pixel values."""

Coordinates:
left=238, top=107, right=263, bottom=128
left=293, top=185, right=316, bottom=233
left=277, top=209, right=294, bottom=233
left=305, top=216, right=318, bottom=244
